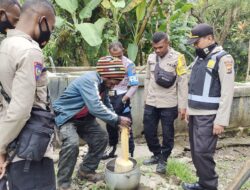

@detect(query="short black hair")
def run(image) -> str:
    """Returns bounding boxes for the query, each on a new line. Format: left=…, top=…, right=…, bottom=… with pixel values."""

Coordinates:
left=0, top=0, right=21, bottom=9
left=109, top=41, right=123, bottom=51
left=152, top=32, right=168, bottom=43
left=21, top=0, right=55, bottom=15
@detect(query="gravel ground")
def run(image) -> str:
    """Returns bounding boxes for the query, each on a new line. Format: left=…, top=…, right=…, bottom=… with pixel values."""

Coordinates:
left=54, top=136, right=250, bottom=190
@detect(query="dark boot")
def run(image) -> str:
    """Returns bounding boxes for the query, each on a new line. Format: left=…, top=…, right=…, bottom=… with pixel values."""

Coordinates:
left=101, top=145, right=117, bottom=160
left=143, top=155, right=160, bottom=165
left=77, top=170, right=104, bottom=183
left=156, top=159, right=166, bottom=174
left=182, top=182, right=208, bottom=190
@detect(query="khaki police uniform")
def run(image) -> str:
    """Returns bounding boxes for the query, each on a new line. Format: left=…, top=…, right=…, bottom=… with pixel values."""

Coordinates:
left=144, top=48, right=188, bottom=109
left=187, top=45, right=234, bottom=190
left=188, top=46, right=234, bottom=126
left=143, top=47, right=188, bottom=161
left=0, top=29, right=52, bottom=159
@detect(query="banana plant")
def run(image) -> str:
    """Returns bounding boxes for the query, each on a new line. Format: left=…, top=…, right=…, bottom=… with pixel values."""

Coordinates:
left=55, top=0, right=108, bottom=47
left=101, top=0, right=156, bottom=62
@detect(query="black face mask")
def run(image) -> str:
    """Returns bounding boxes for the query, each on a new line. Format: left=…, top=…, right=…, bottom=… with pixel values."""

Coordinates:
left=0, top=12, right=14, bottom=34
left=36, top=17, right=51, bottom=48
left=195, top=43, right=217, bottom=59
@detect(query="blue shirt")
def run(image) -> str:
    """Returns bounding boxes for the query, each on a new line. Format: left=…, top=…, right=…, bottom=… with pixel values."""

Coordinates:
left=53, top=71, right=118, bottom=127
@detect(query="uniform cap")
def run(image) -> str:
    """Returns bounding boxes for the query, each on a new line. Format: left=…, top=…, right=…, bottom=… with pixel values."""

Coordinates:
left=96, top=56, right=125, bottom=80
left=187, top=23, right=214, bottom=45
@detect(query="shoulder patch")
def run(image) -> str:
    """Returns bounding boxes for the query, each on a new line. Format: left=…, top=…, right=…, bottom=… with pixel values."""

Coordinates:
left=176, top=54, right=187, bottom=76
left=34, top=62, right=43, bottom=80
left=224, top=60, right=233, bottom=74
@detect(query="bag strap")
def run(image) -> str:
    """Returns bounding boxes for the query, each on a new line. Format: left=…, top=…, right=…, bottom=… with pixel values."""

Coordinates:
left=0, top=81, right=11, bottom=104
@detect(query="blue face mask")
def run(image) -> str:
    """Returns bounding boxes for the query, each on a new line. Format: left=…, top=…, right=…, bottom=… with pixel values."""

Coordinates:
left=36, top=17, right=51, bottom=48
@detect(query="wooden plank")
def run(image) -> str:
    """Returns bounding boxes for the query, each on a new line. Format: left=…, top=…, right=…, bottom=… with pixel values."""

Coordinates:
left=227, top=160, right=250, bottom=190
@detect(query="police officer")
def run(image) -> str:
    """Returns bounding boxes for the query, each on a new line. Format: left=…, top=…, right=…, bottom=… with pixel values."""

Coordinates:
left=0, top=0, right=56, bottom=189
left=143, top=32, right=188, bottom=174
left=102, top=41, right=139, bottom=159
left=182, top=23, right=235, bottom=190
left=0, top=0, right=20, bottom=35
left=53, top=56, right=131, bottom=190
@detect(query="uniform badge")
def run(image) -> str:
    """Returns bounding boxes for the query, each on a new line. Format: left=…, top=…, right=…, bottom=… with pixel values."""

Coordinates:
left=224, top=60, right=233, bottom=74
left=207, top=60, right=215, bottom=69
left=176, top=54, right=187, bottom=76
left=34, top=62, right=43, bottom=81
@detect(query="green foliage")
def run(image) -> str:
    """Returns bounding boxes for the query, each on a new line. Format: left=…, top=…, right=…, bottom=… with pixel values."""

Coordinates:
left=76, top=23, right=102, bottom=46
left=167, top=158, right=197, bottom=183
left=55, top=0, right=78, bottom=15
left=43, top=0, right=249, bottom=81
left=241, top=180, right=250, bottom=190
left=127, top=43, right=139, bottom=62
left=79, top=0, right=102, bottom=19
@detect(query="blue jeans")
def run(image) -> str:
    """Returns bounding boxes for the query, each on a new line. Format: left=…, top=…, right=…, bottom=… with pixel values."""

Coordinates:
left=143, top=104, right=178, bottom=161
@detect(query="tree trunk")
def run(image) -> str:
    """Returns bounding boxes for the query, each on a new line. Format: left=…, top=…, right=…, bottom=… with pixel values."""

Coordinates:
left=246, top=40, right=250, bottom=81
left=217, top=8, right=235, bottom=45
left=135, top=0, right=157, bottom=44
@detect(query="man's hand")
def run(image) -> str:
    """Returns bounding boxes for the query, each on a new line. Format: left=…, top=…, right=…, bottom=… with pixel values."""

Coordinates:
left=184, top=113, right=189, bottom=124
left=121, top=95, right=129, bottom=104
left=0, top=154, right=7, bottom=179
left=119, top=116, right=131, bottom=127
left=179, top=108, right=186, bottom=120
left=213, top=124, right=224, bottom=135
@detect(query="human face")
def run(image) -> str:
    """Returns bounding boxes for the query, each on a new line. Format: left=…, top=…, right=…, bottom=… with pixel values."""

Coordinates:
left=35, top=14, right=55, bottom=48
left=105, top=79, right=121, bottom=89
left=0, top=4, right=20, bottom=34
left=193, top=35, right=214, bottom=49
left=109, top=48, right=123, bottom=60
left=153, top=39, right=169, bottom=58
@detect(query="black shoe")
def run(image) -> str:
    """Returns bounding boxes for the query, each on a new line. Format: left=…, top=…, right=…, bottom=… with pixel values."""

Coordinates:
left=156, top=160, right=166, bottom=174
left=182, top=182, right=207, bottom=190
left=143, top=155, right=160, bottom=165
left=102, top=145, right=117, bottom=160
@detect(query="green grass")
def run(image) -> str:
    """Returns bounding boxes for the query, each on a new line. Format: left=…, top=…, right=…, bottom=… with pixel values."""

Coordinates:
left=241, top=180, right=250, bottom=190
left=167, top=158, right=197, bottom=183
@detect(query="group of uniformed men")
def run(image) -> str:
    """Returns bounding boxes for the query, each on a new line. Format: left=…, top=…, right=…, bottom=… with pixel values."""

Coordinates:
left=0, top=1, right=234, bottom=190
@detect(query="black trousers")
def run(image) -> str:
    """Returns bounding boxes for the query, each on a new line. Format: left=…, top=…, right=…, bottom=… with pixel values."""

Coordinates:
left=189, top=115, right=218, bottom=190
left=106, top=93, right=135, bottom=154
left=7, top=158, right=56, bottom=190
left=143, top=104, right=178, bottom=161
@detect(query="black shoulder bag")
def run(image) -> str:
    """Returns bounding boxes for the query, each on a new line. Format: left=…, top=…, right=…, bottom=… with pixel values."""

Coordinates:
left=0, top=82, right=54, bottom=172
left=154, top=56, right=176, bottom=88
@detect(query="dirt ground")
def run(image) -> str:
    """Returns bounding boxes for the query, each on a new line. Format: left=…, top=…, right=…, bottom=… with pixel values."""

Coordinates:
left=54, top=136, right=250, bottom=190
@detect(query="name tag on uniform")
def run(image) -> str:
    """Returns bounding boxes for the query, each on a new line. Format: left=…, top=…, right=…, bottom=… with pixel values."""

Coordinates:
left=207, top=60, right=216, bottom=69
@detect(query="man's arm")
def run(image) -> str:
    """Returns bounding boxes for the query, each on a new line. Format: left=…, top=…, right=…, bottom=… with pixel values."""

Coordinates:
left=144, top=56, right=151, bottom=102
left=176, top=54, right=188, bottom=120
left=213, top=55, right=235, bottom=134
left=0, top=49, right=42, bottom=154
left=78, top=78, right=119, bottom=127
left=124, top=62, right=139, bottom=101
